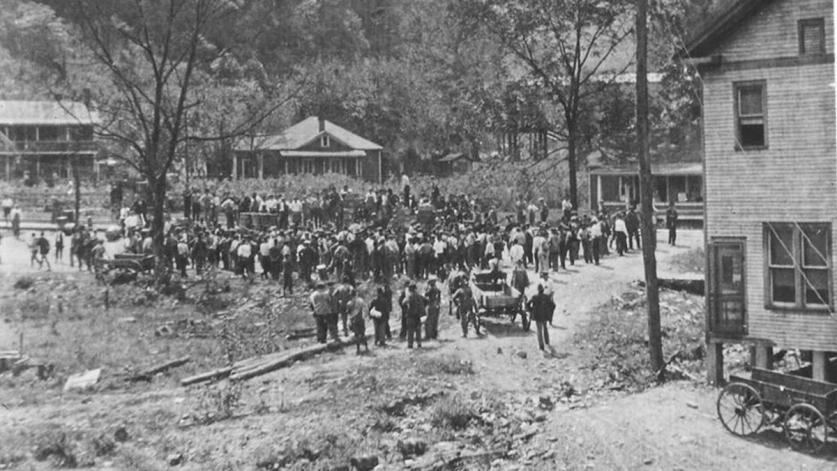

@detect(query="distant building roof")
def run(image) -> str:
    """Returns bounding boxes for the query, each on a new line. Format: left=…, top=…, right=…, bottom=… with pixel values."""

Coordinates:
left=0, top=100, right=99, bottom=126
left=250, top=116, right=382, bottom=151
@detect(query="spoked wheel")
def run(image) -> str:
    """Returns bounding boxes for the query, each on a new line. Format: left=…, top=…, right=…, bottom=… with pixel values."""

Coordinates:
left=784, top=403, right=828, bottom=453
left=716, top=382, right=765, bottom=436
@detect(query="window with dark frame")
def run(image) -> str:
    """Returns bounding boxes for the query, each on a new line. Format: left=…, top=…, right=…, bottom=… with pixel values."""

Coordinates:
left=321, top=134, right=330, bottom=147
left=734, top=81, right=766, bottom=149
left=765, top=222, right=832, bottom=310
left=799, top=18, right=826, bottom=55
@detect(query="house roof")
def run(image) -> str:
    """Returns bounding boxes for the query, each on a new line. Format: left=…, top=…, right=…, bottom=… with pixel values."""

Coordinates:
left=685, top=0, right=776, bottom=57
left=252, top=116, right=382, bottom=151
left=0, top=100, right=99, bottom=126
left=590, top=161, right=702, bottom=176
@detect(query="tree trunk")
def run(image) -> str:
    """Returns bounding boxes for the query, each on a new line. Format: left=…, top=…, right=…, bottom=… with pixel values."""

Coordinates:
left=567, top=125, right=578, bottom=209
left=636, top=0, right=663, bottom=374
left=71, top=156, right=81, bottom=225
left=150, top=174, right=168, bottom=282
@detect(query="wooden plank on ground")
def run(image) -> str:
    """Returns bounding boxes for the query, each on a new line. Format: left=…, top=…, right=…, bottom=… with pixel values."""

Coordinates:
left=180, top=367, right=233, bottom=387
left=230, top=338, right=361, bottom=382
left=128, top=356, right=191, bottom=382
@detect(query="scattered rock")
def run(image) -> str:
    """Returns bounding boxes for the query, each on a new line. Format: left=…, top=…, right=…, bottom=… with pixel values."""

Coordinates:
left=167, top=452, right=184, bottom=466
left=686, top=402, right=698, bottom=410
left=538, top=395, right=554, bottom=410
left=113, top=426, right=129, bottom=443
left=397, top=438, right=427, bottom=458
left=516, top=351, right=527, bottom=359
left=533, top=413, right=547, bottom=423
left=63, top=368, right=101, bottom=392
left=497, top=347, right=503, bottom=354
left=643, top=458, right=654, bottom=465
left=350, top=455, right=379, bottom=471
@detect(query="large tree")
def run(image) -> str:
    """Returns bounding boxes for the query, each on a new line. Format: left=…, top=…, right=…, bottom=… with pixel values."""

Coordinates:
left=456, top=0, right=633, bottom=208
left=41, top=0, right=286, bottom=279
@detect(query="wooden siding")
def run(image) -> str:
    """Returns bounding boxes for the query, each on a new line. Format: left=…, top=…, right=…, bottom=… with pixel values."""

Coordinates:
left=702, top=58, right=837, bottom=349
left=299, top=133, right=352, bottom=152
left=714, top=0, right=833, bottom=62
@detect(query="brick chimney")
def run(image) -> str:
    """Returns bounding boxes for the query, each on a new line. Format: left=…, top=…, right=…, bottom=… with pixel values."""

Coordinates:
left=318, top=117, right=325, bottom=132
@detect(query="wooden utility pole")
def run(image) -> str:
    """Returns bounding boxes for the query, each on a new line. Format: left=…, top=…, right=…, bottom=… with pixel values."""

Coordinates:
left=636, top=0, right=663, bottom=374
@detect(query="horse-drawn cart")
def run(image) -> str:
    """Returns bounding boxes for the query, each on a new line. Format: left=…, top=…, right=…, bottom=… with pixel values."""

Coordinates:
left=717, top=367, right=837, bottom=453
left=469, top=270, right=529, bottom=330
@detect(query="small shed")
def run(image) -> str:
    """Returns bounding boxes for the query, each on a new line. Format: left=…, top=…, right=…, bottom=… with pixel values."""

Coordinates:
left=434, top=152, right=473, bottom=177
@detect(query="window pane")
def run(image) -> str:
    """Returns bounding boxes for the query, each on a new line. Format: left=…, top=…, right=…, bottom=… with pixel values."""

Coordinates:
left=772, top=268, right=796, bottom=303
left=739, top=123, right=765, bottom=147
left=804, top=269, right=829, bottom=306
left=802, top=24, right=824, bottom=54
left=803, top=225, right=829, bottom=267
left=739, top=87, right=763, bottom=115
left=769, top=225, right=794, bottom=265
left=721, top=256, right=733, bottom=284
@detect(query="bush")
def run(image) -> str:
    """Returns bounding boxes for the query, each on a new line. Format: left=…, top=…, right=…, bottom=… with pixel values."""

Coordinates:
left=430, top=395, right=477, bottom=430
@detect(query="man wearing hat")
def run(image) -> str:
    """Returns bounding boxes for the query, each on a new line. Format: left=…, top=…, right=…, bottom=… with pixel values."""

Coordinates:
left=402, top=282, right=426, bottom=348
left=527, top=284, right=555, bottom=351
left=424, top=277, right=441, bottom=340
left=310, top=282, right=337, bottom=343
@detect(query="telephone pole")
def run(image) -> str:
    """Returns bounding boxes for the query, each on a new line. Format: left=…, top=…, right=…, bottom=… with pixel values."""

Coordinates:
left=636, top=0, right=664, bottom=373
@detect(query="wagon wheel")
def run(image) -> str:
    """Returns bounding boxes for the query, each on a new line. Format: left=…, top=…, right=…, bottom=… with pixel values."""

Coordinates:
left=784, top=403, right=828, bottom=453
left=716, top=382, right=764, bottom=437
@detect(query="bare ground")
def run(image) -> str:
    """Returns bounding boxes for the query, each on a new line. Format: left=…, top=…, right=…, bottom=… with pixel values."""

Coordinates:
left=1, top=230, right=835, bottom=470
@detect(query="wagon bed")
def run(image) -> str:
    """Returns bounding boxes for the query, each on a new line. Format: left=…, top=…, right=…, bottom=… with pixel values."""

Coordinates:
left=718, top=367, right=837, bottom=453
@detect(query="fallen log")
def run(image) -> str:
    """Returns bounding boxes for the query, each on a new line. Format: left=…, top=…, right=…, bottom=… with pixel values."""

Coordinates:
left=128, top=356, right=191, bottom=382
left=286, top=329, right=317, bottom=341
left=180, top=367, right=233, bottom=387
left=230, top=338, right=361, bottom=382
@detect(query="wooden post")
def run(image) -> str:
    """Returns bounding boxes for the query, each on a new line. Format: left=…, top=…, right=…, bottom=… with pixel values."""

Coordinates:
left=257, top=152, right=264, bottom=179
left=707, top=340, right=724, bottom=385
left=636, top=0, right=663, bottom=374
left=812, top=351, right=827, bottom=381
left=232, top=153, right=238, bottom=180
left=755, top=346, right=773, bottom=370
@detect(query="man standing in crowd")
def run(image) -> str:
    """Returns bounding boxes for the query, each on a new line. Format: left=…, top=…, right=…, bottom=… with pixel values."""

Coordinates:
left=402, top=282, right=425, bottom=348
left=527, top=284, right=555, bottom=351
left=666, top=201, right=678, bottom=246
left=625, top=206, right=640, bottom=251
left=332, top=276, right=355, bottom=337
left=424, top=276, right=441, bottom=341
left=310, top=282, right=338, bottom=343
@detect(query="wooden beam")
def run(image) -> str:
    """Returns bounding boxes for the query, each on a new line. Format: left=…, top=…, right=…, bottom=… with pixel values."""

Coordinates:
left=812, top=351, right=827, bottom=381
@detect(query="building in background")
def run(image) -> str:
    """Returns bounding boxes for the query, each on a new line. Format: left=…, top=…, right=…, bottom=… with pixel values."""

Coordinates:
left=235, top=117, right=384, bottom=183
left=0, top=100, right=100, bottom=183
left=687, top=0, right=836, bottom=383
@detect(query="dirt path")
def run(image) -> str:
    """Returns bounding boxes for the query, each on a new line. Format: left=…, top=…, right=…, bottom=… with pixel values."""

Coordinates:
left=435, top=230, right=703, bottom=395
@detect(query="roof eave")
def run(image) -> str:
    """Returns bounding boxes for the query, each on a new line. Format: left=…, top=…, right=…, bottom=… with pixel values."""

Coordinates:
left=684, top=0, right=774, bottom=58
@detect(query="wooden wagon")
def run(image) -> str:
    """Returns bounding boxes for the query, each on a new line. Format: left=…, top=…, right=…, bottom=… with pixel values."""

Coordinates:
left=469, top=270, right=529, bottom=330
left=717, top=367, right=837, bottom=453
left=100, top=254, right=155, bottom=274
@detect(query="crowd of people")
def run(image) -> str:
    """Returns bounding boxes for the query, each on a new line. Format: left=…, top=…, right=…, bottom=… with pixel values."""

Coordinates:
left=3, top=180, right=680, bottom=352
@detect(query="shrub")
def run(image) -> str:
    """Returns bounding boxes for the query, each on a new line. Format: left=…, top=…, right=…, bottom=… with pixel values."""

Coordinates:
left=430, top=395, right=477, bottom=430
